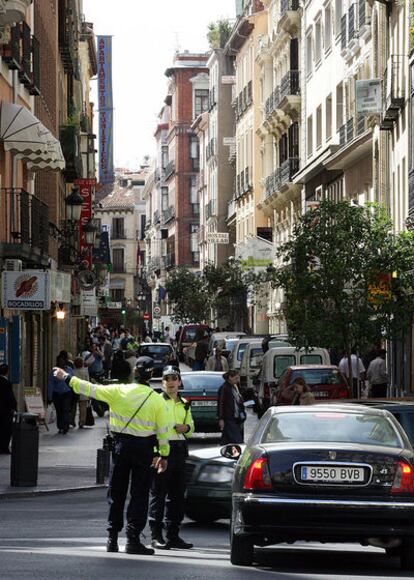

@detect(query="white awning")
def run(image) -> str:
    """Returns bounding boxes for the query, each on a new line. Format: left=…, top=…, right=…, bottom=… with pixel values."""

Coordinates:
left=0, top=101, right=65, bottom=171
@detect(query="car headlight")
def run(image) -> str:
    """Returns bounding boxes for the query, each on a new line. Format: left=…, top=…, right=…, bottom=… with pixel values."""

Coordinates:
left=197, top=464, right=234, bottom=483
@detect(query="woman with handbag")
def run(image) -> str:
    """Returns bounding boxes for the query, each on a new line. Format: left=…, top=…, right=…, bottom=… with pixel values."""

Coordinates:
left=217, top=370, right=246, bottom=445
left=73, top=357, right=90, bottom=428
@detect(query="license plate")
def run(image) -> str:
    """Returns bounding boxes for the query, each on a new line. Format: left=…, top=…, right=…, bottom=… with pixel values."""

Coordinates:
left=300, top=465, right=364, bottom=483
left=191, top=400, right=217, bottom=407
left=313, top=391, right=329, bottom=398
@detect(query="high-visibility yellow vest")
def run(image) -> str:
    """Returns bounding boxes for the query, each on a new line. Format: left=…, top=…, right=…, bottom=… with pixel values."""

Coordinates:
left=162, top=392, right=194, bottom=441
left=69, top=376, right=170, bottom=457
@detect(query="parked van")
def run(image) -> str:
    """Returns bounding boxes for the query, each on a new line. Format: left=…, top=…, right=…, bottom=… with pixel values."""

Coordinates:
left=229, top=337, right=262, bottom=370
left=239, top=340, right=263, bottom=398
left=255, top=346, right=331, bottom=416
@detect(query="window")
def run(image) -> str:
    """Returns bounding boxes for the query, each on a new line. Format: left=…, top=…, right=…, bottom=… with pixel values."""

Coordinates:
left=112, top=218, right=125, bottom=239
left=315, top=18, right=322, bottom=63
left=325, top=3, right=332, bottom=51
left=112, top=248, right=124, bottom=273
left=307, top=115, right=313, bottom=157
left=306, top=31, right=313, bottom=76
left=326, top=94, right=332, bottom=140
left=140, top=215, right=146, bottom=240
left=190, top=134, right=199, bottom=171
left=316, top=105, right=322, bottom=149
left=161, top=145, right=168, bottom=169
left=161, top=187, right=169, bottom=211
left=336, top=82, right=343, bottom=131
left=189, top=175, right=198, bottom=204
left=111, top=289, right=124, bottom=302
left=194, top=89, right=209, bottom=118
left=335, top=0, right=342, bottom=35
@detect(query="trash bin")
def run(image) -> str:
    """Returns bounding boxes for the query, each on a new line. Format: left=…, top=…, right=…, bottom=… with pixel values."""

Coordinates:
left=10, top=412, right=39, bottom=487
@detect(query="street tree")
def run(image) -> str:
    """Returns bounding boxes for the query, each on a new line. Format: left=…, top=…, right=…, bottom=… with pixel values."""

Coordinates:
left=264, top=200, right=414, bottom=384
left=165, top=267, right=211, bottom=324
left=204, top=260, right=248, bottom=330
left=207, top=20, right=232, bottom=49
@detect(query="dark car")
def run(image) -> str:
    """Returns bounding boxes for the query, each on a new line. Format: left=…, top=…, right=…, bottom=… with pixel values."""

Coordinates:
left=272, top=364, right=350, bottom=405
left=180, top=371, right=224, bottom=433
left=136, top=343, right=178, bottom=377
left=226, top=404, right=414, bottom=569
left=185, top=446, right=236, bottom=523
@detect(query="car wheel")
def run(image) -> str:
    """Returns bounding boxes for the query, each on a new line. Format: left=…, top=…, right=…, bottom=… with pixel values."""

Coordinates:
left=185, top=509, right=221, bottom=523
left=230, top=521, right=253, bottom=566
left=401, top=539, right=414, bottom=570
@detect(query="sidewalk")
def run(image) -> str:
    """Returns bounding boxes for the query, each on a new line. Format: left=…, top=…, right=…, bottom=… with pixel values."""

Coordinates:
left=0, top=414, right=110, bottom=499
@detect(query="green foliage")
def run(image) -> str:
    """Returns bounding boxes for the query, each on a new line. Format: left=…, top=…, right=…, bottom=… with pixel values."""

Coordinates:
left=207, top=19, right=233, bottom=49
left=165, top=267, right=211, bottom=324
left=263, top=200, right=414, bottom=355
left=165, top=260, right=249, bottom=327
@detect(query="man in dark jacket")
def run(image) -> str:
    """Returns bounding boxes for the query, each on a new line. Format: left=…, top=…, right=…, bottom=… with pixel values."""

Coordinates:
left=0, top=364, right=17, bottom=454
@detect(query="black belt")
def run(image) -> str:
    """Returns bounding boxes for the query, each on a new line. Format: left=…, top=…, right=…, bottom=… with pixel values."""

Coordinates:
left=113, top=432, right=156, bottom=444
left=170, top=440, right=188, bottom=447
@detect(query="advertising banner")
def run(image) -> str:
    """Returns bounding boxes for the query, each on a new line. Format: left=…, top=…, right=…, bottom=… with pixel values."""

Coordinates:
left=97, top=36, right=114, bottom=184
left=75, top=178, right=95, bottom=268
left=50, top=271, right=72, bottom=303
left=80, top=288, right=98, bottom=316
left=1, top=271, right=51, bottom=310
left=355, top=79, right=382, bottom=114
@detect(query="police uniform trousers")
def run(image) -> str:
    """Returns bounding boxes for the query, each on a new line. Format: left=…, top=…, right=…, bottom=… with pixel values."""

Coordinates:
left=107, top=433, right=156, bottom=537
left=149, top=441, right=187, bottom=537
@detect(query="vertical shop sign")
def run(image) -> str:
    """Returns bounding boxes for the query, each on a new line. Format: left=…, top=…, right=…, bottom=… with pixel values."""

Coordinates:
left=75, top=179, right=95, bottom=268
left=97, top=36, right=115, bottom=184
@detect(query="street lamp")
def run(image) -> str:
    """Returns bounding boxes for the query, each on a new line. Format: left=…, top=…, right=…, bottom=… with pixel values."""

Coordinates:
left=64, top=186, right=84, bottom=222
left=83, top=219, right=98, bottom=246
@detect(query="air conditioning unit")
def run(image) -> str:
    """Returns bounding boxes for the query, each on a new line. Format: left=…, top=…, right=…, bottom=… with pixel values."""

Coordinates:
left=4, top=259, right=23, bottom=271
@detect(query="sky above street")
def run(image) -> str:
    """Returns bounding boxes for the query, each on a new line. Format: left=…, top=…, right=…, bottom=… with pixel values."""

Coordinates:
left=82, top=0, right=236, bottom=170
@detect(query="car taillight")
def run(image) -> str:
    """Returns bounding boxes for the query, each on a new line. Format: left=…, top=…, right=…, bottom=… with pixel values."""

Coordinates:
left=337, top=386, right=350, bottom=399
left=243, top=457, right=272, bottom=490
left=392, top=462, right=414, bottom=494
left=263, top=383, right=270, bottom=399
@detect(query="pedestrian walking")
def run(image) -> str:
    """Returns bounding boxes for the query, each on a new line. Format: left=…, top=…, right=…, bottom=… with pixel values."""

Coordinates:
left=53, top=355, right=170, bottom=555
left=72, top=357, right=90, bottom=428
left=338, top=349, right=365, bottom=398
left=217, top=370, right=246, bottom=444
left=205, top=347, right=229, bottom=372
left=0, top=364, right=17, bottom=454
left=48, top=356, right=73, bottom=434
left=149, top=365, right=194, bottom=550
left=291, top=377, right=315, bottom=405
left=192, top=330, right=208, bottom=371
left=367, top=348, right=389, bottom=398
left=85, top=343, right=104, bottom=381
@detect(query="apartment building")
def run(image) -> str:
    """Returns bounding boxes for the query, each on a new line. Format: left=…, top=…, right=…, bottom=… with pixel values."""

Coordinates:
left=227, top=0, right=269, bottom=333
left=0, top=1, right=97, bottom=404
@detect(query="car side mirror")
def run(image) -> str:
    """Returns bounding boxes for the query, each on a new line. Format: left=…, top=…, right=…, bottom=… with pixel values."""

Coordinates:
left=220, top=444, right=242, bottom=460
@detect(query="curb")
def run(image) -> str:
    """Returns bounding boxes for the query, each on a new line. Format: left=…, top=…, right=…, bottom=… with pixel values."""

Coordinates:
left=0, top=483, right=108, bottom=500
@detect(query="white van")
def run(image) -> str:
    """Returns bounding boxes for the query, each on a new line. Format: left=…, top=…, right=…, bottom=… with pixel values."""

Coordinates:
left=256, top=346, right=331, bottom=416
left=229, top=337, right=262, bottom=370
left=239, top=340, right=263, bottom=397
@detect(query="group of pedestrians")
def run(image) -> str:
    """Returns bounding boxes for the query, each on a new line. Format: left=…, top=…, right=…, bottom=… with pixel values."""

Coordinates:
left=338, top=348, right=389, bottom=398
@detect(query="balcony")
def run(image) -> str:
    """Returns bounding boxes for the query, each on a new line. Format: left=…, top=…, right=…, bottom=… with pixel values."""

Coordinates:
left=58, top=0, right=79, bottom=78
left=0, top=188, right=49, bottom=266
left=325, top=115, right=372, bottom=171
left=208, top=86, right=217, bottom=111
left=153, top=209, right=161, bottom=224
left=280, top=157, right=299, bottom=186
left=206, top=138, right=216, bottom=161
left=162, top=205, right=175, bottom=224
left=111, top=230, right=127, bottom=240
left=60, top=124, right=83, bottom=180
left=277, top=70, right=301, bottom=118
left=164, top=159, right=175, bottom=180
left=0, top=1, right=33, bottom=26
left=227, top=198, right=236, bottom=223
left=265, top=169, right=281, bottom=199
left=112, top=264, right=126, bottom=274
left=278, top=0, right=300, bottom=36
left=380, top=56, right=406, bottom=131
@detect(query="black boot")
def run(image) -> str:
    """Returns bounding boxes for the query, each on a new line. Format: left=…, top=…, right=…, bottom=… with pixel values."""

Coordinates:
left=125, top=535, right=155, bottom=555
left=106, top=531, right=119, bottom=553
left=151, top=527, right=169, bottom=550
left=166, top=535, right=193, bottom=549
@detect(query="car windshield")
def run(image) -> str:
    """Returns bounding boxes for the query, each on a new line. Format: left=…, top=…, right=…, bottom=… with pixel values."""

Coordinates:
left=250, top=347, right=264, bottom=369
left=288, top=368, right=342, bottom=385
left=138, top=345, right=171, bottom=356
left=225, top=338, right=239, bottom=351
left=262, top=412, right=402, bottom=448
left=183, top=328, right=198, bottom=341
left=181, top=374, right=223, bottom=391
left=237, top=343, right=248, bottom=361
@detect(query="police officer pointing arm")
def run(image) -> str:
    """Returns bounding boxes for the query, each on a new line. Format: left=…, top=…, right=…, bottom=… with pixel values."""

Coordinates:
left=53, top=356, right=170, bottom=556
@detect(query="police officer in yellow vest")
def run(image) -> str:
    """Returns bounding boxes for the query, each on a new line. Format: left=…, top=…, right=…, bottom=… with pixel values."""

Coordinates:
left=53, top=356, right=170, bottom=556
left=149, top=365, right=194, bottom=550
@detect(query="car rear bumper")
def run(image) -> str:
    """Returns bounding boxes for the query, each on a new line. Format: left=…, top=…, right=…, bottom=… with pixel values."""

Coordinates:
left=233, top=493, right=414, bottom=540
